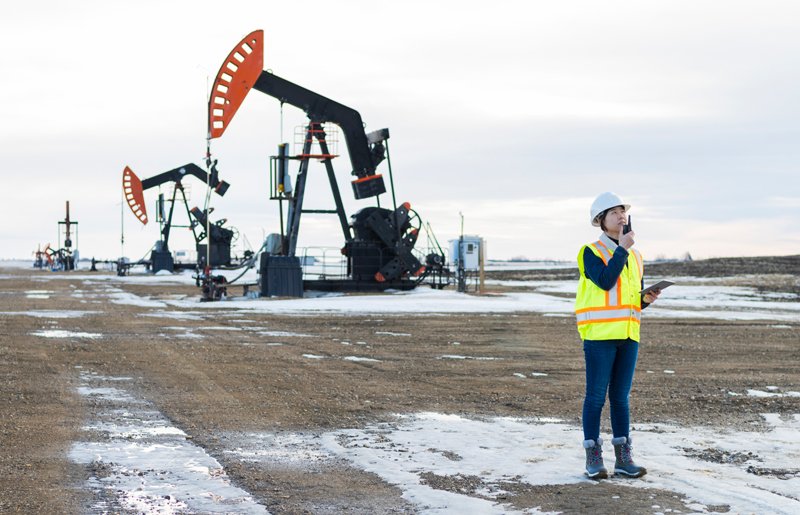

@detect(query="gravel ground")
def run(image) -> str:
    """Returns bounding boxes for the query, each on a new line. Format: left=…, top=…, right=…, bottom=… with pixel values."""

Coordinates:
left=1, top=255, right=798, bottom=514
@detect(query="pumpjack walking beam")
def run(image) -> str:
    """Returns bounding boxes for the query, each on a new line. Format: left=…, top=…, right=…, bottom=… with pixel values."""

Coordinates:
left=140, top=162, right=229, bottom=195
left=251, top=73, right=388, bottom=183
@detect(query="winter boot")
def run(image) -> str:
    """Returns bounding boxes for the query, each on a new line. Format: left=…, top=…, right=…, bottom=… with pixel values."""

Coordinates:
left=583, top=438, right=608, bottom=479
left=612, top=436, right=647, bottom=478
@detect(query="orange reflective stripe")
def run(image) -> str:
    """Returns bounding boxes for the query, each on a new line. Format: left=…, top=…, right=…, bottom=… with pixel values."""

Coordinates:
left=576, top=305, right=641, bottom=314
left=575, top=305, right=642, bottom=319
left=577, top=307, right=642, bottom=323
left=577, top=317, right=641, bottom=326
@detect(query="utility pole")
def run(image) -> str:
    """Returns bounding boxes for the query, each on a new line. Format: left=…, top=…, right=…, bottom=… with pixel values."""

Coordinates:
left=457, top=212, right=466, bottom=293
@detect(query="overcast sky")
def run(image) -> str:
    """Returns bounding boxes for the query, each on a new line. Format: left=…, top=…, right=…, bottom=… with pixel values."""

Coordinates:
left=2, top=0, right=798, bottom=262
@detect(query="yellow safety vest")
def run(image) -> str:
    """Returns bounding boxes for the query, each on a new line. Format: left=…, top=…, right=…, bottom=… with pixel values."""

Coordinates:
left=575, top=234, right=644, bottom=342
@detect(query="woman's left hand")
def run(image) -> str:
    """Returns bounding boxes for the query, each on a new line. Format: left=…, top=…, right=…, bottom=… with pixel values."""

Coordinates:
left=644, top=289, right=661, bottom=304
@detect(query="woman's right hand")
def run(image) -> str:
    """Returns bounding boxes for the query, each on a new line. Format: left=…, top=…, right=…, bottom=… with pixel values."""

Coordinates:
left=619, top=226, right=635, bottom=250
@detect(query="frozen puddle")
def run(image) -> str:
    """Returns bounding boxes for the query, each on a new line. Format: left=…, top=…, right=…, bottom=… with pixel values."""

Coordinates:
left=746, top=388, right=800, bottom=398
left=32, top=329, right=102, bottom=339
left=1, top=310, right=101, bottom=318
left=514, top=372, right=549, bottom=379
left=343, top=356, right=381, bottom=363
left=257, top=330, right=315, bottom=337
left=26, top=289, right=53, bottom=298
left=438, top=355, right=503, bottom=361
left=141, top=311, right=207, bottom=321
left=70, top=371, right=268, bottom=514
left=223, top=412, right=800, bottom=514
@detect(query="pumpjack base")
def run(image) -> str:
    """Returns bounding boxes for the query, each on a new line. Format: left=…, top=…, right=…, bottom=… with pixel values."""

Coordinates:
left=303, top=279, right=417, bottom=292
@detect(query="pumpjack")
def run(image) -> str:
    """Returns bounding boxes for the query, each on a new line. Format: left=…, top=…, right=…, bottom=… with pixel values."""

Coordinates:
left=36, top=201, right=79, bottom=271
left=122, top=161, right=235, bottom=273
left=208, top=30, right=432, bottom=294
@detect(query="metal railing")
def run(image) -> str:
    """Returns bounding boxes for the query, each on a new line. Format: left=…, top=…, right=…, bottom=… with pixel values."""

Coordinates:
left=295, top=245, right=452, bottom=285
left=297, top=247, right=348, bottom=280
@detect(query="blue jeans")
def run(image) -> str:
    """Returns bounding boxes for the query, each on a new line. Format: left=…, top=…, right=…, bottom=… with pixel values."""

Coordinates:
left=582, top=339, right=639, bottom=441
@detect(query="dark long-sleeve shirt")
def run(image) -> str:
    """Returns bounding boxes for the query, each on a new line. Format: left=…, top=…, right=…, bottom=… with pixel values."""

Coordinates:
left=582, top=240, right=650, bottom=309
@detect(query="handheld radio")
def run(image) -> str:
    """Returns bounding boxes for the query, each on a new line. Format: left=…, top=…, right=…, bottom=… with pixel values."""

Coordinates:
left=623, top=216, right=633, bottom=235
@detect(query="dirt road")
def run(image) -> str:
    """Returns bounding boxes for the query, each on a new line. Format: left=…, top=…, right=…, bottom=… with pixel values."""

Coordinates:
left=1, top=257, right=798, bottom=513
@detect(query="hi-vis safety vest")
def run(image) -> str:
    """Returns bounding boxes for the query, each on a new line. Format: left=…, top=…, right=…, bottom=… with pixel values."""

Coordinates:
left=575, top=233, right=644, bottom=342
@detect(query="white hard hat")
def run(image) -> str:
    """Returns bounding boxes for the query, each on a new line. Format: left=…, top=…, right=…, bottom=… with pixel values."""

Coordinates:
left=590, top=192, right=630, bottom=227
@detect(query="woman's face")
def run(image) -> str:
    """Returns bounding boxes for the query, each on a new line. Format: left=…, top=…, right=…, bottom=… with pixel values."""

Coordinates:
left=602, top=206, right=627, bottom=234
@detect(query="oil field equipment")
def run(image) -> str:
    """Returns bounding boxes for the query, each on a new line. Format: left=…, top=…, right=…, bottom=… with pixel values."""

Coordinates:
left=207, top=30, right=435, bottom=295
left=449, top=235, right=486, bottom=293
left=122, top=162, right=234, bottom=273
left=36, top=201, right=79, bottom=271
left=33, top=245, right=47, bottom=269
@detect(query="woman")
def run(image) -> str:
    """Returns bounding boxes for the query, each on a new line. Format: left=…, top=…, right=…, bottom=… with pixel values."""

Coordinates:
left=576, top=192, right=660, bottom=479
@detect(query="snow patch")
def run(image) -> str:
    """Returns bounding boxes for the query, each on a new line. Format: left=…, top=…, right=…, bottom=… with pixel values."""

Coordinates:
left=343, top=356, right=382, bottom=363
left=1, top=310, right=100, bottom=318
left=70, top=371, right=268, bottom=514
left=152, top=282, right=800, bottom=322
left=257, top=330, right=315, bottom=337
left=219, top=412, right=800, bottom=514
left=438, top=355, right=502, bottom=361
left=31, top=329, right=102, bottom=339
left=140, top=311, right=207, bottom=321
left=107, top=291, right=167, bottom=308
left=747, top=389, right=800, bottom=398
left=35, top=273, right=796, bottom=322
left=225, top=433, right=332, bottom=464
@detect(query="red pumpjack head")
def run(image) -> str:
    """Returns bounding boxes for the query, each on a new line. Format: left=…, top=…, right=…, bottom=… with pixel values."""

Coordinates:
left=208, top=30, right=264, bottom=139
left=123, top=166, right=148, bottom=225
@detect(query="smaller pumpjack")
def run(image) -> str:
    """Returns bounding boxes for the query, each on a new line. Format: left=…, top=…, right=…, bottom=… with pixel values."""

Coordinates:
left=122, top=161, right=233, bottom=273
left=41, top=201, right=79, bottom=271
left=33, top=202, right=79, bottom=271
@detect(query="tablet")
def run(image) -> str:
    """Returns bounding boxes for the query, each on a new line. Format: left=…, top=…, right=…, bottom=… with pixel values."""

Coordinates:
left=640, top=280, right=674, bottom=296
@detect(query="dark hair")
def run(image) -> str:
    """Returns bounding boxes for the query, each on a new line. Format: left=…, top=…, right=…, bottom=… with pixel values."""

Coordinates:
left=599, top=209, right=609, bottom=231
